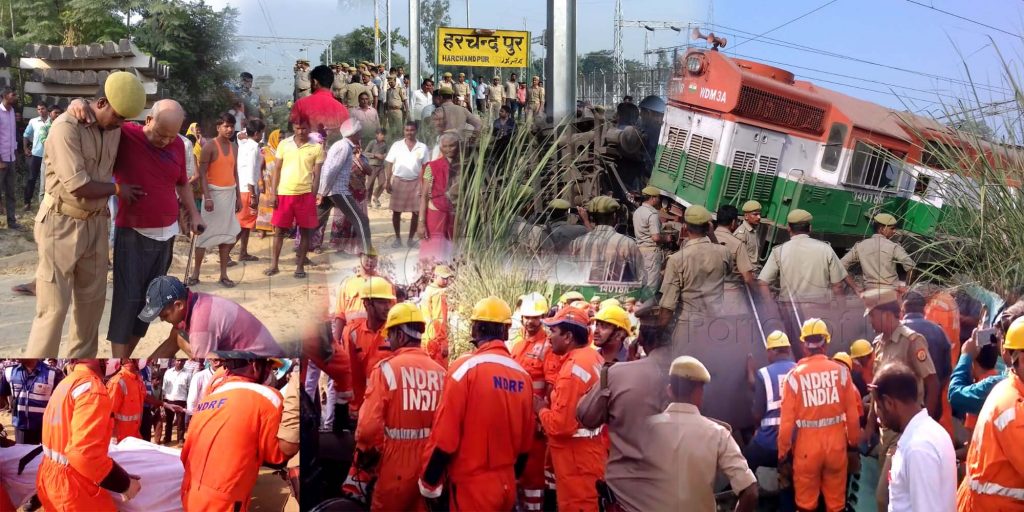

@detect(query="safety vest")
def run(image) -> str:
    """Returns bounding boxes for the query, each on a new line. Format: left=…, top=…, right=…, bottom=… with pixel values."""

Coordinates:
left=957, top=376, right=1024, bottom=510
left=4, top=364, right=59, bottom=431
left=753, top=360, right=796, bottom=448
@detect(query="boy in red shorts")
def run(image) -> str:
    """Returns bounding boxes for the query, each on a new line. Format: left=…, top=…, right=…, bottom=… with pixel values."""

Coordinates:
left=266, top=116, right=325, bottom=278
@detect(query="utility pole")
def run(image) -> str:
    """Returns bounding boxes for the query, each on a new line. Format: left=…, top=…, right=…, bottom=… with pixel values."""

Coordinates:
left=386, top=0, right=392, bottom=70
left=466, top=0, right=470, bottom=27
left=409, top=0, right=420, bottom=89
left=545, top=0, right=575, bottom=123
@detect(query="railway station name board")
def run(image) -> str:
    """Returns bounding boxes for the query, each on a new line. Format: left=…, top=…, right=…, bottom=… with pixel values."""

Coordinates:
left=437, top=27, right=530, bottom=68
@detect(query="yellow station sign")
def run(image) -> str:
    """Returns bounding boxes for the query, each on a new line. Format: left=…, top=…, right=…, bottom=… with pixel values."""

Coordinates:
left=436, top=27, right=530, bottom=68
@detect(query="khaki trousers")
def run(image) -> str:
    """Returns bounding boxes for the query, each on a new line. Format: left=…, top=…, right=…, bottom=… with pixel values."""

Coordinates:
left=639, top=247, right=663, bottom=294
left=25, top=209, right=109, bottom=357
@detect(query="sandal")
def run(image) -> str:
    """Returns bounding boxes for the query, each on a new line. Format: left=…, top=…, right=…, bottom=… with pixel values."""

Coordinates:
left=219, top=278, right=236, bottom=288
left=263, top=268, right=280, bottom=277
left=294, top=270, right=308, bottom=279
left=239, top=254, right=259, bottom=262
left=11, top=283, right=35, bottom=296
left=184, top=277, right=200, bottom=286
left=226, top=259, right=238, bottom=268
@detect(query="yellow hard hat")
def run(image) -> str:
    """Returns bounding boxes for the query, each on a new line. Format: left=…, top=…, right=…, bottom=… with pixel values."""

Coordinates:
left=850, top=339, right=873, bottom=359
left=434, top=264, right=454, bottom=279
left=559, top=291, right=585, bottom=304
left=383, top=302, right=425, bottom=333
left=800, top=318, right=831, bottom=344
left=594, top=305, right=631, bottom=332
left=360, top=276, right=396, bottom=300
left=471, top=296, right=513, bottom=324
left=1004, top=316, right=1024, bottom=351
left=519, top=292, right=549, bottom=317
left=600, top=298, right=621, bottom=309
left=833, top=352, right=853, bottom=370
left=764, top=330, right=791, bottom=350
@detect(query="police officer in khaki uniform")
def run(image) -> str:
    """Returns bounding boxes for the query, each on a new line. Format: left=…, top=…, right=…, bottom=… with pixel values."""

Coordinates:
left=714, top=204, right=756, bottom=312
left=539, top=198, right=587, bottom=255
left=859, top=288, right=939, bottom=510
left=294, top=59, right=311, bottom=100
left=486, top=75, right=505, bottom=117
left=437, top=85, right=482, bottom=142
left=633, top=186, right=666, bottom=294
left=439, top=71, right=454, bottom=91
left=25, top=72, right=148, bottom=357
left=526, top=75, right=545, bottom=120
left=733, top=200, right=762, bottom=272
left=452, top=73, right=472, bottom=112
left=840, top=213, right=915, bottom=291
left=383, top=74, right=407, bottom=142
left=331, top=63, right=350, bottom=101
left=642, top=356, right=758, bottom=512
left=570, top=196, right=643, bottom=284
left=343, top=71, right=371, bottom=108
left=658, top=205, right=733, bottom=329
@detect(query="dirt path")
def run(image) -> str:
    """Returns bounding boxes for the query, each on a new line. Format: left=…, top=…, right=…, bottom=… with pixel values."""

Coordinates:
left=0, top=206, right=427, bottom=357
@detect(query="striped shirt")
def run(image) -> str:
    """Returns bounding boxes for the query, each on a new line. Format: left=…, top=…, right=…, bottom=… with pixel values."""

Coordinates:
left=0, top=363, right=64, bottom=431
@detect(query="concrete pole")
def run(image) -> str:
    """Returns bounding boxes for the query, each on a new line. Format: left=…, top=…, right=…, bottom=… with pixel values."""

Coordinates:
left=409, top=0, right=420, bottom=84
left=466, top=0, right=470, bottom=27
left=386, top=0, right=392, bottom=70
left=545, top=0, right=576, bottom=123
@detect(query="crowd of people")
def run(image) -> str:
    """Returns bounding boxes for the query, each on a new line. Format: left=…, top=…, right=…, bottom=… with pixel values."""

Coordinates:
left=0, top=356, right=300, bottom=511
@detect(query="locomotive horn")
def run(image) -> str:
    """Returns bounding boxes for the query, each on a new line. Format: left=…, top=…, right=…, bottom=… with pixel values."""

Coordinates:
left=690, top=27, right=727, bottom=49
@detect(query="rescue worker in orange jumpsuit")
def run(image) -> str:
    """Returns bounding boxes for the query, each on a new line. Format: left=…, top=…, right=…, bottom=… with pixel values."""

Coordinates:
left=536, top=306, right=607, bottom=512
left=37, top=360, right=143, bottom=511
left=180, top=352, right=297, bottom=512
left=355, top=302, right=446, bottom=511
left=107, top=359, right=185, bottom=442
left=957, top=316, right=1024, bottom=511
left=509, top=292, right=560, bottom=512
left=593, top=304, right=632, bottom=365
left=419, top=264, right=453, bottom=368
left=342, top=276, right=396, bottom=500
left=419, top=296, right=535, bottom=511
left=778, top=319, right=862, bottom=512
left=850, top=339, right=874, bottom=390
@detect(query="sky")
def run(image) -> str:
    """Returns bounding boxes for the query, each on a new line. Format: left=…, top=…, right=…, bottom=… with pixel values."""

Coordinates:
left=209, top=0, right=1021, bottom=119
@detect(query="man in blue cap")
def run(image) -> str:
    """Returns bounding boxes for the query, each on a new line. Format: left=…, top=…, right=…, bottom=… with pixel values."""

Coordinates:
left=140, top=275, right=286, bottom=359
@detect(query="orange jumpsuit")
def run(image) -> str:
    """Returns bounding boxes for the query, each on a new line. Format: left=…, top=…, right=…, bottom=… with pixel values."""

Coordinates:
left=538, top=346, right=606, bottom=512
left=0, top=485, right=14, bottom=512
left=335, top=273, right=395, bottom=320
left=926, top=291, right=961, bottom=439
left=356, top=346, right=446, bottom=512
left=107, top=367, right=147, bottom=442
left=778, top=354, right=861, bottom=512
left=426, top=340, right=535, bottom=511
left=37, top=365, right=122, bottom=512
left=344, top=316, right=391, bottom=414
left=957, top=375, right=1024, bottom=511
left=180, top=375, right=287, bottom=512
left=510, top=328, right=561, bottom=511
left=419, top=284, right=450, bottom=368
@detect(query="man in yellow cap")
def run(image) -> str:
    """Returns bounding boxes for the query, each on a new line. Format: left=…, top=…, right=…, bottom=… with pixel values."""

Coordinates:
left=633, top=186, right=666, bottom=293
left=594, top=304, right=632, bottom=364
left=757, top=209, right=859, bottom=349
left=643, top=355, right=758, bottom=511
left=26, top=71, right=147, bottom=357
left=859, top=287, right=938, bottom=510
left=658, top=204, right=733, bottom=330
left=743, top=330, right=796, bottom=504
left=539, top=198, right=588, bottom=255
left=571, top=196, right=642, bottom=283
left=733, top=200, right=763, bottom=272
left=419, top=264, right=453, bottom=368
left=840, top=213, right=915, bottom=292
left=294, top=59, right=311, bottom=100
left=439, top=71, right=455, bottom=90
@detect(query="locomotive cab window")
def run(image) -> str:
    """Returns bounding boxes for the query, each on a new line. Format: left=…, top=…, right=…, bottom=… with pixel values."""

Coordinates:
left=845, top=141, right=905, bottom=190
left=820, top=123, right=848, bottom=171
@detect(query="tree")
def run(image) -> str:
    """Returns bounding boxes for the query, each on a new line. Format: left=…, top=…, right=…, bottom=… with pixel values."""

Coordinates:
left=950, top=117, right=996, bottom=141
left=419, top=0, right=450, bottom=75
left=321, top=26, right=408, bottom=69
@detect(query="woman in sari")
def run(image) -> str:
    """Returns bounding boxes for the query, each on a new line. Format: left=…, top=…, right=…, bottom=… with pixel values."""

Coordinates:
left=417, top=132, right=460, bottom=264
left=254, top=129, right=282, bottom=235
left=185, top=122, right=205, bottom=210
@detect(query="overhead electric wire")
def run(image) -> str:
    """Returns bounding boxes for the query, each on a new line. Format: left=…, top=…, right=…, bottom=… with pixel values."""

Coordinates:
left=903, top=0, right=1020, bottom=39
left=730, top=0, right=840, bottom=50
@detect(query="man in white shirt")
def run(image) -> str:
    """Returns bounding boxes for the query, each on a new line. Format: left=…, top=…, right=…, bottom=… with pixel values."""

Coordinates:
left=474, top=75, right=488, bottom=113
left=410, top=78, right=434, bottom=122
left=871, top=361, right=956, bottom=512
left=384, top=122, right=430, bottom=248
left=235, top=119, right=265, bottom=262
left=161, top=359, right=192, bottom=445
left=185, top=359, right=216, bottom=415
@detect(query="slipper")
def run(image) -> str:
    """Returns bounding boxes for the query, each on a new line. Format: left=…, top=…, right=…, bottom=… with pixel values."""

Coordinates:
left=219, top=278, right=236, bottom=288
left=11, top=284, right=34, bottom=296
left=226, top=260, right=238, bottom=267
left=239, top=254, right=259, bottom=262
left=263, top=268, right=280, bottom=277
left=294, top=270, right=308, bottom=279
left=184, top=277, right=200, bottom=286
left=392, top=239, right=403, bottom=248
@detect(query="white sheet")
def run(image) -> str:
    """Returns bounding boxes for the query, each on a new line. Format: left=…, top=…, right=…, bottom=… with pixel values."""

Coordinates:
left=0, top=437, right=185, bottom=512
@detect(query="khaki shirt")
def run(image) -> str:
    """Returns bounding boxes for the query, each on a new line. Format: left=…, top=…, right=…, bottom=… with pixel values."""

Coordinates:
left=438, top=103, right=481, bottom=138
left=527, top=85, right=545, bottom=106
left=487, top=83, right=506, bottom=105
left=873, top=324, right=936, bottom=403
left=541, top=220, right=588, bottom=254
left=277, top=373, right=300, bottom=469
left=42, top=112, right=120, bottom=213
left=345, top=83, right=370, bottom=108
left=294, top=69, right=311, bottom=92
left=510, top=217, right=545, bottom=253
left=714, top=226, right=754, bottom=289
left=733, top=220, right=760, bottom=269
left=841, top=234, right=915, bottom=289
left=452, top=81, right=471, bottom=102
left=659, top=237, right=732, bottom=321
left=758, top=234, right=847, bottom=303
left=632, top=204, right=662, bottom=250
left=570, top=225, right=644, bottom=283
left=577, top=350, right=673, bottom=512
left=385, top=85, right=407, bottom=109
left=331, top=75, right=348, bottom=100
left=643, top=402, right=757, bottom=511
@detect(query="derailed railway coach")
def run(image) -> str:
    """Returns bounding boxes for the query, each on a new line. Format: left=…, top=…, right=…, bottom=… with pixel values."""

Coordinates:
left=647, top=45, right=1022, bottom=260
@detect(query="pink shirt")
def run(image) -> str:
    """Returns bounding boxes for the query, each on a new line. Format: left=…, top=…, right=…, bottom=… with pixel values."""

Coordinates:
left=181, top=292, right=286, bottom=357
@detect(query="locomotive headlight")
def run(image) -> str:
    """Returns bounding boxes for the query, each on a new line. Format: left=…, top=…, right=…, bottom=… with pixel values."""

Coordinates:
left=686, top=55, right=704, bottom=75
